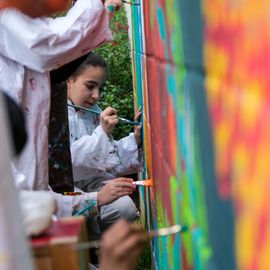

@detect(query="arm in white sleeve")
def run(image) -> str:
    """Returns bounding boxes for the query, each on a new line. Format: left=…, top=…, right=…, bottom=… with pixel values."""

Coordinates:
left=72, top=190, right=99, bottom=216
left=71, top=125, right=113, bottom=181
left=0, top=0, right=112, bottom=72
left=49, top=187, right=98, bottom=218
left=109, top=133, right=143, bottom=176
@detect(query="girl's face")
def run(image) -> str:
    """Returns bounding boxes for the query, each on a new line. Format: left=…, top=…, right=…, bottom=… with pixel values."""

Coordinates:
left=67, top=65, right=107, bottom=108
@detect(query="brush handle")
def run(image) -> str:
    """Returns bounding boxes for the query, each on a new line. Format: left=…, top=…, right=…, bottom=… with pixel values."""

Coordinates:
left=122, top=0, right=140, bottom=5
left=132, top=179, right=152, bottom=186
left=132, top=181, right=151, bottom=186
left=75, top=224, right=187, bottom=250
left=68, top=103, right=140, bottom=125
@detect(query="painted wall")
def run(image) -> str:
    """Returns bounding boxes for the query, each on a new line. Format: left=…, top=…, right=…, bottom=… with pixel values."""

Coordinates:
left=204, top=1, right=270, bottom=269
left=128, top=0, right=270, bottom=269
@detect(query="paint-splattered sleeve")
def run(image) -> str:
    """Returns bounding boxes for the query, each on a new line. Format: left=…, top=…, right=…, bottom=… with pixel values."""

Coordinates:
left=0, top=0, right=112, bottom=73
left=72, top=190, right=98, bottom=216
left=70, top=125, right=114, bottom=181
left=49, top=187, right=98, bottom=217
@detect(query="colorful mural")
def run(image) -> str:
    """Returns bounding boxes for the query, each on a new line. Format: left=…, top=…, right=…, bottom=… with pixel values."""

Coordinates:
left=127, top=0, right=270, bottom=269
left=128, top=0, right=224, bottom=269
left=204, top=1, right=270, bottom=270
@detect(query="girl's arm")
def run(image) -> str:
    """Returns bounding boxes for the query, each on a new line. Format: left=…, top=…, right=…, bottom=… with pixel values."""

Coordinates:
left=70, top=125, right=114, bottom=181
left=49, top=187, right=99, bottom=218
left=71, top=130, right=143, bottom=180
left=0, top=0, right=112, bottom=72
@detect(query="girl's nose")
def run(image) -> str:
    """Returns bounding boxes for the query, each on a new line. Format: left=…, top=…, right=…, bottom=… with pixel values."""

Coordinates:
left=91, top=89, right=100, bottom=102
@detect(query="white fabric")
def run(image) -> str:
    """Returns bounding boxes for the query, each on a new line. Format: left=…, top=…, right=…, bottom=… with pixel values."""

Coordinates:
left=99, top=195, right=139, bottom=223
left=0, top=0, right=112, bottom=216
left=68, top=101, right=143, bottom=186
left=0, top=93, right=34, bottom=270
left=19, top=191, right=56, bottom=236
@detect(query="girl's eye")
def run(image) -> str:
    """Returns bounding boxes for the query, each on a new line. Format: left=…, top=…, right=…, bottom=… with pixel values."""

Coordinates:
left=85, top=83, right=95, bottom=91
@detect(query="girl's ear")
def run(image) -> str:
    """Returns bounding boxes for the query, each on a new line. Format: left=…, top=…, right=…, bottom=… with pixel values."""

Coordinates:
left=66, top=78, right=72, bottom=90
left=67, top=78, right=74, bottom=100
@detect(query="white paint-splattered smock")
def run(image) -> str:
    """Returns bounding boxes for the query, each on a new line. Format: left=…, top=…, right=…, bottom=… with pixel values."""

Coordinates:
left=68, top=101, right=143, bottom=190
left=0, top=0, right=112, bottom=217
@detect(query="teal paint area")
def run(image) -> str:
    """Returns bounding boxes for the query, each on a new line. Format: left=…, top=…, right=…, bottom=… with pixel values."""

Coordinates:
left=131, top=4, right=144, bottom=54
left=156, top=5, right=166, bottom=41
left=134, top=52, right=144, bottom=105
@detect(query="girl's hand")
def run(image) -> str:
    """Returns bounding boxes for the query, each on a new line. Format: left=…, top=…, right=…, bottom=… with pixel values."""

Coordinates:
left=100, top=220, right=148, bottom=270
left=134, top=108, right=142, bottom=147
left=100, top=106, right=119, bottom=136
left=104, top=0, right=122, bottom=19
left=97, top=178, right=136, bottom=206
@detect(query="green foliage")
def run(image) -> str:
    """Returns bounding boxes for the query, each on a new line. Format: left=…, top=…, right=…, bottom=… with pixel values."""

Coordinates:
left=137, top=243, right=152, bottom=270
left=134, top=220, right=152, bottom=270
left=95, top=8, right=134, bottom=140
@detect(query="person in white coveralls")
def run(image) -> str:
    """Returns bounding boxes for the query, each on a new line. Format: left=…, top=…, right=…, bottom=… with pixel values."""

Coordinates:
left=66, top=52, right=143, bottom=231
left=0, top=0, right=136, bottom=219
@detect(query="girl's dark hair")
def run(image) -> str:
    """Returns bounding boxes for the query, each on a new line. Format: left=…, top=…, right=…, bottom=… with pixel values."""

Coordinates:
left=70, top=52, right=109, bottom=80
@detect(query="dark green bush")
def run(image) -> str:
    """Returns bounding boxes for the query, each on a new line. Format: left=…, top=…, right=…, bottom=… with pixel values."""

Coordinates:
left=95, top=8, right=134, bottom=140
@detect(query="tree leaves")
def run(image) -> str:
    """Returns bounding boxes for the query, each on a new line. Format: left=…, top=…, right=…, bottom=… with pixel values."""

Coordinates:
left=95, top=8, right=134, bottom=139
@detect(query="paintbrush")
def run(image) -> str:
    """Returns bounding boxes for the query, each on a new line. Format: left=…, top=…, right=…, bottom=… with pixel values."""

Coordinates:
left=132, top=180, right=152, bottom=187
left=75, top=224, right=188, bottom=250
left=68, top=103, right=140, bottom=125
left=73, top=201, right=96, bottom=216
left=150, top=224, right=188, bottom=237
left=122, top=0, right=140, bottom=5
